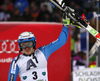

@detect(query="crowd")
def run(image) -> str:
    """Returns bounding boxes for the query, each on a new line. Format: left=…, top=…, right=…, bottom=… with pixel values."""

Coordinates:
left=0, top=0, right=99, bottom=22
left=0, top=0, right=99, bottom=71
left=0, top=0, right=63, bottom=22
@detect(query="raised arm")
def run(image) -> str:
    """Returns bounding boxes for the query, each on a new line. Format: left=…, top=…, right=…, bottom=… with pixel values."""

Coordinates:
left=39, top=24, right=69, bottom=60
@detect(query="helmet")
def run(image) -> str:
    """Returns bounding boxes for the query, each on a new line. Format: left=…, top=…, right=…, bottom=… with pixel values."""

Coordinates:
left=18, top=31, right=36, bottom=51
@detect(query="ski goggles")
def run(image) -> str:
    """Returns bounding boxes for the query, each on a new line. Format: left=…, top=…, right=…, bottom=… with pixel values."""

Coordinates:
left=20, top=41, right=33, bottom=49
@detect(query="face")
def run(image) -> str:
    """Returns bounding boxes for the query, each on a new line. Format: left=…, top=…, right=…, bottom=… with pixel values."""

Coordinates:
left=20, top=41, right=34, bottom=55
left=22, top=47, right=34, bottom=55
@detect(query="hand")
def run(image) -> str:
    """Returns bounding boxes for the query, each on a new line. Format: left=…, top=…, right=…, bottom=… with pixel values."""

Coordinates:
left=62, top=13, right=70, bottom=26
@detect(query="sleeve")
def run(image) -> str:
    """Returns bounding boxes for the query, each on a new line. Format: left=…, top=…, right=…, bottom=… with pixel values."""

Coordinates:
left=8, top=58, right=19, bottom=81
left=39, top=25, right=69, bottom=60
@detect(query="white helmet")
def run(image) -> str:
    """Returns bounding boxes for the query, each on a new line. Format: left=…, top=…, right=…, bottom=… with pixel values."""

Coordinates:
left=18, top=31, right=36, bottom=51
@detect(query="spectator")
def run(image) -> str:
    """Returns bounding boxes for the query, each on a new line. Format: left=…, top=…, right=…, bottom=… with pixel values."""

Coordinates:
left=74, top=3, right=83, bottom=15
left=71, top=27, right=80, bottom=54
left=37, top=4, right=51, bottom=21
left=41, top=11, right=52, bottom=22
left=0, top=0, right=13, bottom=13
left=28, top=0, right=44, bottom=7
left=52, top=10, right=62, bottom=22
left=23, top=7, right=34, bottom=21
left=70, top=1, right=76, bottom=10
left=9, top=7, right=23, bottom=21
left=5, top=0, right=13, bottom=12
left=14, top=0, right=29, bottom=15
left=0, top=4, right=11, bottom=21
left=30, top=2, right=40, bottom=21
left=72, top=51, right=86, bottom=71
left=40, top=1, right=53, bottom=13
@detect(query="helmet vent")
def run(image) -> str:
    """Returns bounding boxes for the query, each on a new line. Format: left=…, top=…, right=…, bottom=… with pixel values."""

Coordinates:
left=28, top=38, right=32, bottom=40
left=20, top=39, right=24, bottom=41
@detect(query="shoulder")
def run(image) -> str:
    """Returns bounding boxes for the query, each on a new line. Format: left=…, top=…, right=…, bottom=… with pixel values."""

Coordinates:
left=38, top=46, right=45, bottom=50
left=11, top=54, right=25, bottom=64
left=35, top=49, right=44, bottom=55
left=38, top=46, right=47, bottom=52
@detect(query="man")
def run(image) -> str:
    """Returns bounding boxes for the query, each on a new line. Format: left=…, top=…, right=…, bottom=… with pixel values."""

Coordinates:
left=8, top=17, right=69, bottom=81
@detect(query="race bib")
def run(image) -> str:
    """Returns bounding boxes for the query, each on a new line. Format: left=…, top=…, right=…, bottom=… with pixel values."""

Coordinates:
left=20, top=68, right=48, bottom=81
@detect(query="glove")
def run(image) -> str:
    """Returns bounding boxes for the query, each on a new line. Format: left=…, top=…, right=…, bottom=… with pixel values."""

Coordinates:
left=62, top=13, right=70, bottom=26
left=62, top=13, right=81, bottom=28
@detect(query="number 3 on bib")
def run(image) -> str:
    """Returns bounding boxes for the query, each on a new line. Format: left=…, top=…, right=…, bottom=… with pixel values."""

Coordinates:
left=32, top=71, right=38, bottom=80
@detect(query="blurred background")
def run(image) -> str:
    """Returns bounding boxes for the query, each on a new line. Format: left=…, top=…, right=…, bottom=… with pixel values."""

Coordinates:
left=0, top=0, right=100, bottom=80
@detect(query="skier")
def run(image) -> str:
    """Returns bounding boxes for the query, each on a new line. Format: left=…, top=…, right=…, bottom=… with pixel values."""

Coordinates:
left=8, top=16, right=69, bottom=81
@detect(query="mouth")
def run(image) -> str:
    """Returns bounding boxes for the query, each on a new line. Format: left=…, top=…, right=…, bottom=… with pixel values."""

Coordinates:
left=26, top=49, right=30, bottom=52
left=25, top=49, right=31, bottom=53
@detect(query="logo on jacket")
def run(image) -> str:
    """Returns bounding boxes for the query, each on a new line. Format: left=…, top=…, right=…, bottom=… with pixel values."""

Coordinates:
left=23, top=76, right=27, bottom=80
left=42, top=72, right=46, bottom=76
